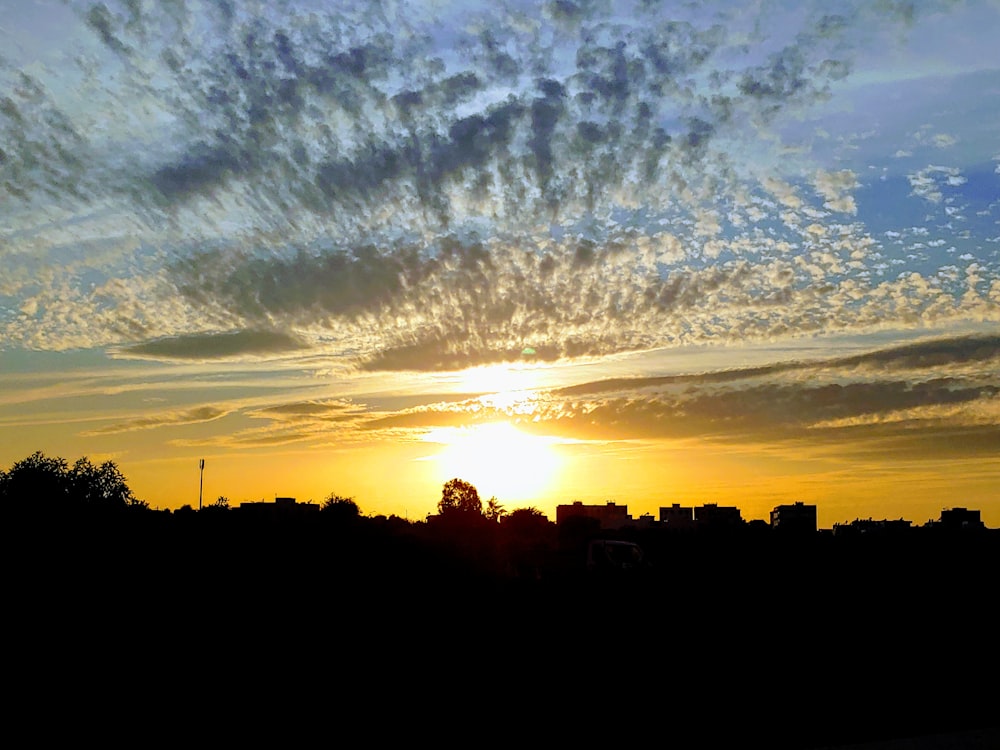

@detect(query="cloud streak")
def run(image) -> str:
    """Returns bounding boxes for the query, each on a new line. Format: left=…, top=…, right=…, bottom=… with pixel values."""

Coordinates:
left=345, top=334, right=1000, bottom=462
left=82, top=405, right=231, bottom=436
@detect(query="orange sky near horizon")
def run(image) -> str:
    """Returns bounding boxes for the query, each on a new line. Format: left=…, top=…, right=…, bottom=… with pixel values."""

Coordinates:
left=118, top=436, right=1000, bottom=529
left=80, top=382, right=1000, bottom=530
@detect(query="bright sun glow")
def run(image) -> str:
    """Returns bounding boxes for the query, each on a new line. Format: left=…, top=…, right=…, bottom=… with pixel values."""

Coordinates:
left=454, top=362, right=545, bottom=395
left=422, top=422, right=562, bottom=503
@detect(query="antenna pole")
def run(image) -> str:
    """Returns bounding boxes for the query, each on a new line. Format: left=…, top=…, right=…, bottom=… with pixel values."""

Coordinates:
left=198, top=459, right=205, bottom=510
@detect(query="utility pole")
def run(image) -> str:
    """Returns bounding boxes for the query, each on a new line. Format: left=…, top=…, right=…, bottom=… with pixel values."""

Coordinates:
left=198, top=458, right=205, bottom=510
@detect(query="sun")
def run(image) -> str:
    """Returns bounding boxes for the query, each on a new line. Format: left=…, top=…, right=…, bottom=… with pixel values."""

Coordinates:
left=423, top=422, right=562, bottom=503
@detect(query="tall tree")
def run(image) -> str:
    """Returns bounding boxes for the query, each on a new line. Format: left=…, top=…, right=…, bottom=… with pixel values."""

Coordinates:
left=438, top=478, right=482, bottom=516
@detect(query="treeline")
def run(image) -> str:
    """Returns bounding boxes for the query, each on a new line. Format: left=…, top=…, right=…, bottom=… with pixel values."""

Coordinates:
left=1, top=451, right=148, bottom=515
left=1, top=451, right=561, bottom=581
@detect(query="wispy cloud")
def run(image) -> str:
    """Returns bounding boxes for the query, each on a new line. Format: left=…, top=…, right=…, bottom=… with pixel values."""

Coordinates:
left=357, top=334, right=1000, bottom=458
left=82, top=405, right=231, bottom=435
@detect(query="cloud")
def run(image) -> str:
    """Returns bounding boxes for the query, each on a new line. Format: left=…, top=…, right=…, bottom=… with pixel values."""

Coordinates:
left=118, top=329, right=307, bottom=361
left=907, top=165, right=965, bottom=204
left=831, top=333, right=1000, bottom=372
left=164, top=235, right=878, bottom=371
left=535, top=334, right=1000, bottom=447
left=249, top=400, right=358, bottom=419
left=813, top=169, right=858, bottom=215
left=3, top=0, right=870, bottom=228
left=172, top=397, right=372, bottom=448
left=0, top=0, right=997, bottom=372
left=62, top=330, right=1000, bottom=462
left=82, top=405, right=230, bottom=435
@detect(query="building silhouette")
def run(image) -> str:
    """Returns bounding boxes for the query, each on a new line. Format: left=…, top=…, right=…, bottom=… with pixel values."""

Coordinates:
left=236, top=496, right=319, bottom=517
left=694, top=503, right=743, bottom=528
left=833, top=517, right=912, bottom=537
left=659, top=503, right=695, bottom=529
left=938, top=507, right=984, bottom=530
left=770, top=502, right=817, bottom=533
left=556, top=501, right=633, bottom=530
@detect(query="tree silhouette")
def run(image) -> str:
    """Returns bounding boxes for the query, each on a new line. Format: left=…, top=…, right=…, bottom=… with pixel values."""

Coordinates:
left=321, top=493, right=360, bottom=520
left=205, top=495, right=230, bottom=511
left=438, top=478, right=482, bottom=516
left=502, top=507, right=554, bottom=548
left=1, top=451, right=145, bottom=514
left=503, top=506, right=549, bottom=530
left=69, top=457, right=145, bottom=510
left=485, top=496, right=506, bottom=522
left=1, top=451, right=70, bottom=511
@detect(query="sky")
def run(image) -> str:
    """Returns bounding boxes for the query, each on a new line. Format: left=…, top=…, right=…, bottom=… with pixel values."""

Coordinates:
left=2, top=0, right=999, bottom=528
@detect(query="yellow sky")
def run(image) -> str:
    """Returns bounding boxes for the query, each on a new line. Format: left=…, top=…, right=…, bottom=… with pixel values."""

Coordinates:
left=114, top=413, right=1000, bottom=529
left=3, top=333, right=999, bottom=528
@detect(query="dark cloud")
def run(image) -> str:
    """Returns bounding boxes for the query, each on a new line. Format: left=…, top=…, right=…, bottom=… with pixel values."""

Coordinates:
left=166, top=234, right=790, bottom=371
left=151, top=142, right=254, bottom=202
left=547, top=0, right=586, bottom=24
left=738, top=46, right=811, bottom=102
left=556, top=334, right=1000, bottom=397
left=673, top=379, right=996, bottom=435
left=505, top=334, right=1000, bottom=456
left=80, top=2, right=743, bottom=226
left=84, top=3, right=132, bottom=58
left=833, top=334, right=1000, bottom=371
left=170, top=243, right=429, bottom=320
left=815, top=14, right=850, bottom=37
left=553, top=364, right=801, bottom=398
left=120, top=330, right=306, bottom=360
left=0, top=70, right=90, bottom=204
left=359, top=338, right=565, bottom=373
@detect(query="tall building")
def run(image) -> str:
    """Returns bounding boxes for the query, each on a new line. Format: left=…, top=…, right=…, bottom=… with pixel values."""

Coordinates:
left=659, top=503, right=695, bottom=529
left=770, top=502, right=817, bottom=533
left=694, top=503, right=743, bottom=528
left=556, top=501, right=633, bottom=530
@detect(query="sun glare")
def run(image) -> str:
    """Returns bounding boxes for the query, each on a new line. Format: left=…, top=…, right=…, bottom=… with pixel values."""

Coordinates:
left=456, top=362, right=544, bottom=394
left=422, top=422, right=562, bottom=503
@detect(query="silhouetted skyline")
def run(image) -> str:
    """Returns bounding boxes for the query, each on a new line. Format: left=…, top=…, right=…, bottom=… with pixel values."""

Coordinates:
left=7, top=451, right=998, bottom=748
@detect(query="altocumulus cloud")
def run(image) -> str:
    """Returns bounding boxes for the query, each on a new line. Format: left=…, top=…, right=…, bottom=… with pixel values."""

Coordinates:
left=1, top=1, right=998, bottom=370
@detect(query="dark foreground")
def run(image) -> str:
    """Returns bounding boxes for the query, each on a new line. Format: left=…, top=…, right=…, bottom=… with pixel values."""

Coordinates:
left=10, top=515, right=998, bottom=747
